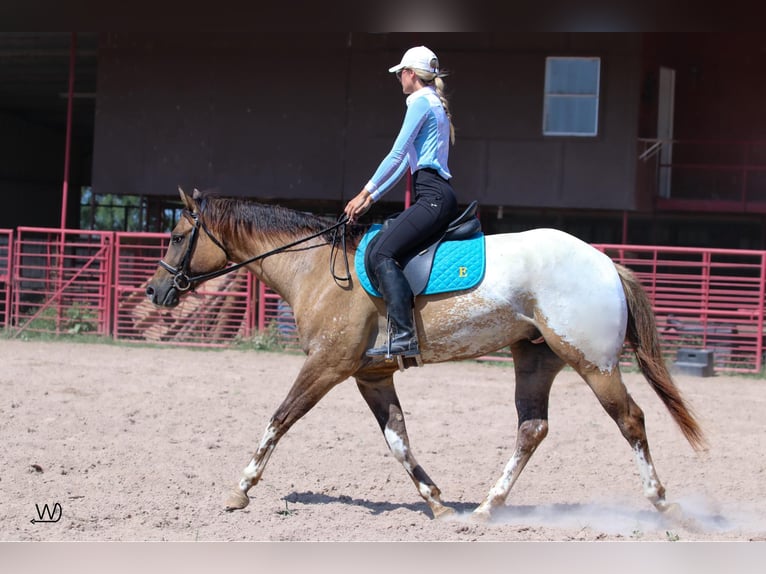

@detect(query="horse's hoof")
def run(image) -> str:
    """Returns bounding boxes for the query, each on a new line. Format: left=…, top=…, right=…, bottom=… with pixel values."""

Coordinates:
left=654, top=499, right=682, bottom=517
left=224, top=489, right=250, bottom=511
left=657, top=501, right=702, bottom=532
left=470, top=508, right=492, bottom=523
left=658, top=501, right=682, bottom=515
left=431, top=505, right=456, bottom=520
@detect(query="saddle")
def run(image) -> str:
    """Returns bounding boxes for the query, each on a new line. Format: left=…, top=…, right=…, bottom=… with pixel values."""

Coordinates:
left=362, top=200, right=483, bottom=296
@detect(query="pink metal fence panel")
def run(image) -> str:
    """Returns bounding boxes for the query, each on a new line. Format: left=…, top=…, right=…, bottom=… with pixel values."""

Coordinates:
left=113, top=232, right=256, bottom=347
left=1, top=229, right=12, bottom=328
left=6, top=225, right=765, bottom=374
left=595, top=244, right=765, bottom=373
left=258, top=282, right=300, bottom=350
left=12, top=227, right=113, bottom=337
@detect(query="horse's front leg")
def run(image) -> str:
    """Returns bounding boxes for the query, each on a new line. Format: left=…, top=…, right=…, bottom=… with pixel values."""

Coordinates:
left=355, top=374, right=455, bottom=519
left=225, top=354, right=350, bottom=511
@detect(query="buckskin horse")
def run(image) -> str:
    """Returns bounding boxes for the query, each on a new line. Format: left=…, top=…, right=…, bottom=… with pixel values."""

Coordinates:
left=145, top=188, right=705, bottom=521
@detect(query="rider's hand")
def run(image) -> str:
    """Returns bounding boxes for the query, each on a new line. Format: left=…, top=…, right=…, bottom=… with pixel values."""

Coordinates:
left=344, top=189, right=373, bottom=224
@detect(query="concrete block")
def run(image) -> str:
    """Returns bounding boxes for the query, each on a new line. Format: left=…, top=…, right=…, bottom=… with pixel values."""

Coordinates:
left=674, top=348, right=715, bottom=377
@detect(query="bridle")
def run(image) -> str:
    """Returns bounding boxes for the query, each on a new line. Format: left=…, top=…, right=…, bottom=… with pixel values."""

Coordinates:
left=158, top=209, right=350, bottom=292
left=158, top=210, right=224, bottom=292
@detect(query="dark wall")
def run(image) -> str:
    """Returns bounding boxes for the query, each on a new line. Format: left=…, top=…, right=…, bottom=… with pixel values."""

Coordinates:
left=446, top=33, right=642, bottom=211
left=641, top=34, right=766, bottom=141
left=92, top=33, right=350, bottom=201
left=0, top=111, right=64, bottom=228
left=7, top=33, right=766, bottom=235
left=92, top=32, right=644, bottom=211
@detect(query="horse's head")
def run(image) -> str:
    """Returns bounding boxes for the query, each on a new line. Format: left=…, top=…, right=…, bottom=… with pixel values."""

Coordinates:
left=145, top=187, right=229, bottom=307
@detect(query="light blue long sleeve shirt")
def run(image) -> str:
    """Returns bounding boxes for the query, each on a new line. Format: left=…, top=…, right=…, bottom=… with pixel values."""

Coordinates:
left=365, top=86, right=452, bottom=202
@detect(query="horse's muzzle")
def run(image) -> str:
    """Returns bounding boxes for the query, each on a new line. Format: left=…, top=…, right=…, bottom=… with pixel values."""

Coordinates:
left=145, top=282, right=180, bottom=307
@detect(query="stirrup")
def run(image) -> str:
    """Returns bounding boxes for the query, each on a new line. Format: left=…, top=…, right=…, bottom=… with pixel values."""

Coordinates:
left=366, top=342, right=422, bottom=371
left=365, top=341, right=420, bottom=358
left=366, top=313, right=419, bottom=359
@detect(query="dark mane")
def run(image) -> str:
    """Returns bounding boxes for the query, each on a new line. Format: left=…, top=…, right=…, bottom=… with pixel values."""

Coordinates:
left=195, top=192, right=368, bottom=249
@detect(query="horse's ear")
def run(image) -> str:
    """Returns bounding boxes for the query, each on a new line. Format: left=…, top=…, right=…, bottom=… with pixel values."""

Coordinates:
left=178, top=186, right=198, bottom=211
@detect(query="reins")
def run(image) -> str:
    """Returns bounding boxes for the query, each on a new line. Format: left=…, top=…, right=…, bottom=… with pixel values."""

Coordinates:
left=159, top=210, right=351, bottom=292
left=329, top=218, right=352, bottom=286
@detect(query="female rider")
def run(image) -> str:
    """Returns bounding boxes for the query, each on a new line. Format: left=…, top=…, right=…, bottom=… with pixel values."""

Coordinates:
left=344, top=45, right=458, bottom=358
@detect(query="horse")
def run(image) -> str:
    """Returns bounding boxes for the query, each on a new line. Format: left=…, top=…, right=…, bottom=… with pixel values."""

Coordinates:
left=145, top=188, right=706, bottom=521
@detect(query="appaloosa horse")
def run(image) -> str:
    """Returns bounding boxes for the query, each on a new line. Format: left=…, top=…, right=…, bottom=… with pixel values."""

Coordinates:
left=146, top=188, right=705, bottom=520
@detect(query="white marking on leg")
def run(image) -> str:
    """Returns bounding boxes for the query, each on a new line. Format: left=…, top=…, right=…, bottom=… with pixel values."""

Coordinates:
left=384, top=427, right=413, bottom=473
left=240, top=423, right=279, bottom=490
left=633, top=444, right=661, bottom=501
left=475, top=418, right=547, bottom=516
left=383, top=426, right=444, bottom=508
left=418, top=483, right=436, bottom=500
left=482, top=452, right=524, bottom=508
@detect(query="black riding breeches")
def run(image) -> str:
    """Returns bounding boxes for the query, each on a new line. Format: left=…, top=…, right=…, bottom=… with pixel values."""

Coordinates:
left=368, top=168, right=458, bottom=272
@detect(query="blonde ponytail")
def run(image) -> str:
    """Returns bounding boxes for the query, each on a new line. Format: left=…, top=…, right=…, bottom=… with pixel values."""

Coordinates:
left=414, top=69, right=456, bottom=145
left=434, top=76, right=455, bottom=145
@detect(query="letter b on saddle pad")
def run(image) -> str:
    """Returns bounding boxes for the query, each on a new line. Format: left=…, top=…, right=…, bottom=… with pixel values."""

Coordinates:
left=355, top=224, right=486, bottom=297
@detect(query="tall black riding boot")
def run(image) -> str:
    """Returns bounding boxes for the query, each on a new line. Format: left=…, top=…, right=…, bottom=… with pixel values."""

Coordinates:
left=366, top=259, right=419, bottom=358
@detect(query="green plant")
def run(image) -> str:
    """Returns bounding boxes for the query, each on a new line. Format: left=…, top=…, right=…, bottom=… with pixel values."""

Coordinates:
left=276, top=499, right=295, bottom=517
left=64, top=303, right=97, bottom=334
left=15, top=303, right=98, bottom=338
left=232, top=323, right=285, bottom=352
left=21, top=306, right=58, bottom=332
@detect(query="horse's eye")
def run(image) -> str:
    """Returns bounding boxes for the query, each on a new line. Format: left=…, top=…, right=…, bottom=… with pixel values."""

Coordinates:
left=171, top=234, right=184, bottom=245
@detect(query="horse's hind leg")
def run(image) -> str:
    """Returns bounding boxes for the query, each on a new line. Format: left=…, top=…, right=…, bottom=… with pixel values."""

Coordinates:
left=355, top=374, right=454, bottom=519
left=473, top=340, right=564, bottom=520
left=580, top=367, right=671, bottom=512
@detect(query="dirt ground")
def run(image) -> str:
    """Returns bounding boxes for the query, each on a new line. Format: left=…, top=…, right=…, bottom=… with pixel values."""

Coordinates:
left=2, top=338, right=766, bottom=542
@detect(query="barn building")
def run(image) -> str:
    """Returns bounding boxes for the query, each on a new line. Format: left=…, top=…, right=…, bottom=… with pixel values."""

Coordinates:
left=2, top=32, right=765, bottom=248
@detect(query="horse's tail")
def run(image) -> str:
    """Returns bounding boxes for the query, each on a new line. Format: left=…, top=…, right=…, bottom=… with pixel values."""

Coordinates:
left=616, top=263, right=707, bottom=451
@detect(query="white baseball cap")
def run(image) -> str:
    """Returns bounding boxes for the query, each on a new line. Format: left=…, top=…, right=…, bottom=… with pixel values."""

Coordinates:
left=388, top=45, right=440, bottom=74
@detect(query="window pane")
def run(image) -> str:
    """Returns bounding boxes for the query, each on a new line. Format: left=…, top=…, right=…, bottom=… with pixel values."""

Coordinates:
left=543, top=57, right=600, bottom=136
left=545, top=58, right=600, bottom=95
left=545, top=96, right=598, bottom=135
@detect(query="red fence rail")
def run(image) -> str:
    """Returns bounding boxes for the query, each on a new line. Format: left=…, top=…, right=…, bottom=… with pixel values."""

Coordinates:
left=4, top=226, right=766, bottom=373
left=0, top=229, right=12, bottom=328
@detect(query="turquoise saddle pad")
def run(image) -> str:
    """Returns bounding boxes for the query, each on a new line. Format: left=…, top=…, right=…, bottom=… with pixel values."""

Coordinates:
left=354, top=224, right=486, bottom=297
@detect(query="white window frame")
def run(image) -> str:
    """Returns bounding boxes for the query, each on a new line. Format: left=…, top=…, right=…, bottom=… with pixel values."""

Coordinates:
left=543, top=56, right=601, bottom=137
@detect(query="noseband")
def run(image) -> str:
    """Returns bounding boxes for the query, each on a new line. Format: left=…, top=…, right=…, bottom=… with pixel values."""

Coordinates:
left=158, top=209, right=350, bottom=292
left=158, top=210, right=231, bottom=292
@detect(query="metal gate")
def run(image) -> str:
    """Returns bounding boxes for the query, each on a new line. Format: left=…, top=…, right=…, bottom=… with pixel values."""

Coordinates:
left=113, top=232, right=256, bottom=346
left=12, top=227, right=113, bottom=337
left=4, top=225, right=766, bottom=373
left=0, top=229, right=12, bottom=328
left=595, top=244, right=765, bottom=373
